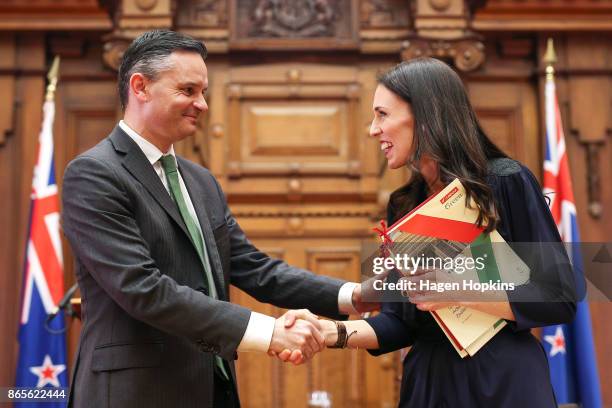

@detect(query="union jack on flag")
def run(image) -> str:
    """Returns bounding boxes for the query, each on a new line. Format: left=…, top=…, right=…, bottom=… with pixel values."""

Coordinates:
left=541, top=63, right=602, bottom=408
left=15, top=96, right=68, bottom=407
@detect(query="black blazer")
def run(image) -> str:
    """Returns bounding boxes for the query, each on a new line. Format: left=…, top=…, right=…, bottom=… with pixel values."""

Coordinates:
left=61, top=127, right=346, bottom=408
left=364, top=159, right=576, bottom=408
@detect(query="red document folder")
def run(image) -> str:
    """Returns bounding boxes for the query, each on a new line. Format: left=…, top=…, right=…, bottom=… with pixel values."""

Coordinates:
left=383, top=179, right=528, bottom=357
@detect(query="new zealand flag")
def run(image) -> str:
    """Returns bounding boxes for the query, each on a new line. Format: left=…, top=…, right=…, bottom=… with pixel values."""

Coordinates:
left=15, top=98, right=68, bottom=407
left=541, top=60, right=602, bottom=408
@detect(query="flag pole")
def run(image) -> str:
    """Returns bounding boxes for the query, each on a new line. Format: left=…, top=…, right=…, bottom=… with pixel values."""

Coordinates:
left=543, top=38, right=557, bottom=83
left=45, top=56, right=60, bottom=102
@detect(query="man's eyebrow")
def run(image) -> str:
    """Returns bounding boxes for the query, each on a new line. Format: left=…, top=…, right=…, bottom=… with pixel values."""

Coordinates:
left=178, top=81, right=205, bottom=88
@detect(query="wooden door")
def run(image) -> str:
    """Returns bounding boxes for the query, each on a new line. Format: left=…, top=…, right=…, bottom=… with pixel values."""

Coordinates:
left=209, top=62, right=400, bottom=407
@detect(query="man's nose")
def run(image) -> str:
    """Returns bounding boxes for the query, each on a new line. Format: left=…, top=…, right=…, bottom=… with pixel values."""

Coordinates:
left=194, top=95, right=208, bottom=112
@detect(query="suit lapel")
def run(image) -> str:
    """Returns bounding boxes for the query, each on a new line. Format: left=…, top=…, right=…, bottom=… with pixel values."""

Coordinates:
left=109, top=128, right=193, bottom=246
left=178, top=159, right=227, bottom=299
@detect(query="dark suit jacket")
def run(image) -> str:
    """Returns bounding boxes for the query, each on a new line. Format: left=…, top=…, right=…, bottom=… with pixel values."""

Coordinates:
left=61, top=127, right=346, bottom=408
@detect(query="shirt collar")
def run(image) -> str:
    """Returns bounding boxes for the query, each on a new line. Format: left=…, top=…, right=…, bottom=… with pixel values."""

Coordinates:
left=118, top=120, right=176, bottom=165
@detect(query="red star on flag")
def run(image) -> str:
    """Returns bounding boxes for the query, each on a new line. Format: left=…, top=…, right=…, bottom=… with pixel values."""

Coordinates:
left=29, top=354, right=66, bottom=387
left=543, top=326, right=566, bottom=357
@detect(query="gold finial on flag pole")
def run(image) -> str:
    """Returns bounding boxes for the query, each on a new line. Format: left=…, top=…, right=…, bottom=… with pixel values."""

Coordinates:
left=543, top=38, right=556, bottom=79
left=45, top=56, right=60, bottom=102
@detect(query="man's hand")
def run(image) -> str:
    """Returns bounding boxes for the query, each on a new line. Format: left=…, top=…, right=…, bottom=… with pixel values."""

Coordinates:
left=268, top=309, right=324, bottom=365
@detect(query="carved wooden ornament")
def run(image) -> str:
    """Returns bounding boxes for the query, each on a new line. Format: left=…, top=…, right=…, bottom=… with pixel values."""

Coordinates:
left=401, top=38, right=485, bottom=72
left=230, top=0, right=359, bottom=49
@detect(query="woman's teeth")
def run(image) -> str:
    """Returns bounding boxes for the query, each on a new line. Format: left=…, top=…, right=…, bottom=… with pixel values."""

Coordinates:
left=381, top=141, right=393, bottom=150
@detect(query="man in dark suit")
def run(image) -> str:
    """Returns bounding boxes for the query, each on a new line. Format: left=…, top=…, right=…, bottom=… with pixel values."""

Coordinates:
left=61, top=30, right=375, bottom=408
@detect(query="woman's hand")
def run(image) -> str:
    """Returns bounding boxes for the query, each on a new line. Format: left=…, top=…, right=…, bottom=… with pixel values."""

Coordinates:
left=399, top=268, right=461, bottom=305
left=399, top=268, right=515, bottom=319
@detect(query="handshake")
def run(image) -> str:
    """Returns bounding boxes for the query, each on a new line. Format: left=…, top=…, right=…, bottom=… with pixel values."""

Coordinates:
left=267, top=286, right=380, bottom=365
left=268, top=309, right=335, bottom=365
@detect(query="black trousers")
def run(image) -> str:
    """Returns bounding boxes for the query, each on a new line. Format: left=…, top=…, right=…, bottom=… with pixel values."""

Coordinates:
left=213, top=373, right=239, bottom=408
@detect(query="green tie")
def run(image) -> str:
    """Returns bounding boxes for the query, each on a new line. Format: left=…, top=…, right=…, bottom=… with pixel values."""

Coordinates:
left=159, top=155, right=230, bottom=380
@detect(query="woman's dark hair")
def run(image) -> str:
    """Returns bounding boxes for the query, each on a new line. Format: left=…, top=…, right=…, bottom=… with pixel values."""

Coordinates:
left=118, top=30, right=207, bottom=111
left=380, top=58, right=507, bottom=232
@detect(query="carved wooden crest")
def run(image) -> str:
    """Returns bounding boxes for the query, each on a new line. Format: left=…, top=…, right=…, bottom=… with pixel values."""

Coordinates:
left=252, top=0, right=334, bottom=37
left=230, top=0, right=359, bottom=49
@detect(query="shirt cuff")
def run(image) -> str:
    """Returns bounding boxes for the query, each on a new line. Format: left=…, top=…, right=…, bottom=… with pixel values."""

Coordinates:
left=237, top=311, right=276, bottom=353
left=338, top=282, right=359, bottom=315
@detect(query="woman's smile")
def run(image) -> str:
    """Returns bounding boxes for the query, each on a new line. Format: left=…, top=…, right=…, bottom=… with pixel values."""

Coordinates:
left=381, top=140, right=394, bottom=156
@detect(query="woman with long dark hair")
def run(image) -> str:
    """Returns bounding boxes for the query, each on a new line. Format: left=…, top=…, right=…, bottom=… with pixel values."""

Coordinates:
left=279, top=58, right=577, bottom=407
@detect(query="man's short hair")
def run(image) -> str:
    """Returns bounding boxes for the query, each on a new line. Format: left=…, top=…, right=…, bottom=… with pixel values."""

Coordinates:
left=118, top=30, right=207, bottom=110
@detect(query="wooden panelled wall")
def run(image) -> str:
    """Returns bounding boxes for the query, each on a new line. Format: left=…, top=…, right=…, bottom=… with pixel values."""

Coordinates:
left=1, top=28, right=611, bottom=408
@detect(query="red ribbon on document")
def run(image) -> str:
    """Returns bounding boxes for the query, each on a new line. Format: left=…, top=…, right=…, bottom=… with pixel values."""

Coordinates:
left=373, top=220, right=393, bottom=245
left=373, top=220, right=393, bottom=258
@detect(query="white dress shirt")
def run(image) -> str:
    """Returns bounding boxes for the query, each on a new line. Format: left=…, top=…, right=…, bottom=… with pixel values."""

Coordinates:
left=118, top=120, right=358, bottom=352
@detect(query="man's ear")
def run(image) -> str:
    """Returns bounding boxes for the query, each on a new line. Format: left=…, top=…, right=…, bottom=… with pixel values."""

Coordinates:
left=129, top=73, right=149, bottom=104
